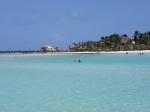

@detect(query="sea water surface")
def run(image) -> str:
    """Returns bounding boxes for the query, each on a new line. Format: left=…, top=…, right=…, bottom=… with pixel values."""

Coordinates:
left=0, top=53, right=150, bottom=112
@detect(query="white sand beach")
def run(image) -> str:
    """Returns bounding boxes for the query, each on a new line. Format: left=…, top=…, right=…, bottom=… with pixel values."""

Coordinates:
left=10, top=50, right=150, bottom=57
left=98, top=50, right=150, bottom=54
left=60, top=50, right=150, bottom=54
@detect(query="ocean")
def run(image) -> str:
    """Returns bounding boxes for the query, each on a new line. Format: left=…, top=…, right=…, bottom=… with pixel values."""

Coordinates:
left=0, top=53, right=150, bottom=112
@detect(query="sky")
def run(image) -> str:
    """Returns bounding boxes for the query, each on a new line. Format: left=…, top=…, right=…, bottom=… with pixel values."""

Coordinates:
left=0, top=0, right=150, bottom=50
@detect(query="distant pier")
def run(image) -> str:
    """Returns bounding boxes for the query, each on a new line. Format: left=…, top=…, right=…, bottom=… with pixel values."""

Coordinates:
left=0, top=50, right=42, bottom=54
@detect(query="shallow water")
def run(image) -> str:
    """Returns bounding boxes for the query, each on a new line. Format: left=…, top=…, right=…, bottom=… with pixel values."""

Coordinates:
left=0, top=53, right=150, bottom=112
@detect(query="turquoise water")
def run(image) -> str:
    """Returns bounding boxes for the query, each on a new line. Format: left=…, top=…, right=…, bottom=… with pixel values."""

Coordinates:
left=0, top=53, right=150, bottom=112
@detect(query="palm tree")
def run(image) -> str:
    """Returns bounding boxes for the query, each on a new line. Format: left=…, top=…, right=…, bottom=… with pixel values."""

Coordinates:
left=134, top=30, right=140, bottom=43
left=69, top=45, right=71, bottom=50
left=100, top=36, right=105, bottom=41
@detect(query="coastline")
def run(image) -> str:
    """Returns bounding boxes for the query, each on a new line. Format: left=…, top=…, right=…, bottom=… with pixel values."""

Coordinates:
left=1, top=50, right=150, bottom=56
left=98, top=50, right=150, bottom=54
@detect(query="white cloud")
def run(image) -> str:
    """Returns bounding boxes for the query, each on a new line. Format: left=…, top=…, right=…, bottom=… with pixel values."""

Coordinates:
left=51, top=32, right=64, bottom=41
left=71, top=12, right=80, bottom=18
left=69, top=12, right=91, bottom=21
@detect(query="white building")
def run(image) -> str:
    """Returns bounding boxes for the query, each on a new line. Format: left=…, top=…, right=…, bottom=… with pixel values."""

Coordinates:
left=41, top=45, right=57, bottom=52
left=131, top=40, right=135, bottom=45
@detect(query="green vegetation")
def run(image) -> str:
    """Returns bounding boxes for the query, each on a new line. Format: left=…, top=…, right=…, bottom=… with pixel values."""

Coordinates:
left=69, top=31, right=150, bottom=52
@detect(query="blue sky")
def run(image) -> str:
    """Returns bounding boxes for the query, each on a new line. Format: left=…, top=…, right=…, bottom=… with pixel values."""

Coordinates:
left=0, top=0, right=150, bottom=50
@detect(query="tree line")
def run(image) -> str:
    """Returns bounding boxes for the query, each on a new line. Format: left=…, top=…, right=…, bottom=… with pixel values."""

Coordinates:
left=69, top=31, right=150, bottom=52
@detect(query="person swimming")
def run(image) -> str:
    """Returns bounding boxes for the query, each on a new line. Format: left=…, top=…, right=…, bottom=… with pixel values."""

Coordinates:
left=74, top=59, right=81, bottom=62
left=78, top=59, right=81, bottom=62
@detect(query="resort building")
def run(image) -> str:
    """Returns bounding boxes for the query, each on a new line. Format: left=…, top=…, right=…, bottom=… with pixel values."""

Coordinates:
left=121, top=34, right=130, bottom=44
left=41, top=45, right=57, bottom=52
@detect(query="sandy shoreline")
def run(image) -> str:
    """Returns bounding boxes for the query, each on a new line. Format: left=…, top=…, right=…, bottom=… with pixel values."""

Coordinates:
left=2, top=50, right=149, bottom=56
left=98, top=50, right=150, bottom=54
